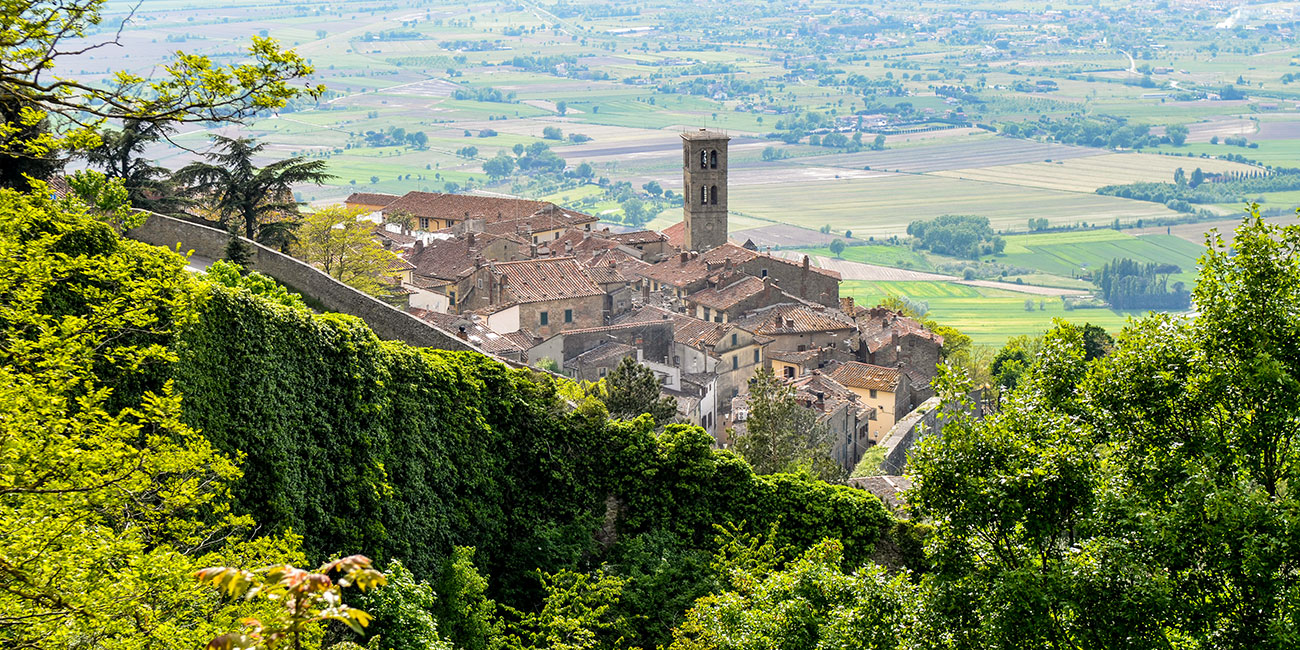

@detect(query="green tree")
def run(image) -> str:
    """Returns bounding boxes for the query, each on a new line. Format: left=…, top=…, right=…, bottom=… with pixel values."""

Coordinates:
left=173, top=135, right=333, bottom=248
left=621, top=197, right=649, bottom=226
left=87, top=117, right=181, bottom=213
left=603, top=356, right=678, bottom=425
left=1174, top=166, right=1187, bottom=187
left=348, top=560, right=452, bottom=650
left=1, top=0, right=321, bottom=159
left=733, top=368, right=845, bottom=482
left=556, top=101, right=568, bottom=115
left=829, top=238, right=845, bottom=257
left=295, top=205, right=400, bottom=297
left=542, top=126, right=563, bottom=140
left=642, top=180, right=663, bottom=197
left=0, top=96, right=63, bottom=189
left=482, top=152, right=517, bottom=179
left=0, top=184, right=303, bottom=649
left=1167, top=123, right=1189, bottom=146
left=1190, top=167, right=1205, bottom=188
left=433, top=547, right=502, bottom=650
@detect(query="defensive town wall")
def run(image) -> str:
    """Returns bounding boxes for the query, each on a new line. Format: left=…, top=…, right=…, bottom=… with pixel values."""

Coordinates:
left=126, top=211, right=485, bottom=355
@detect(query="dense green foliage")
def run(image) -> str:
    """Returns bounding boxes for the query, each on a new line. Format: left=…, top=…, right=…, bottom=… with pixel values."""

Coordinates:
left=603, top=356, right=679, bottom=425
left=906, top=214, right=1004, bottom=259
left=0, top=185, right=303, bottom=648
left=1093, top=256, right=1191, bottom=310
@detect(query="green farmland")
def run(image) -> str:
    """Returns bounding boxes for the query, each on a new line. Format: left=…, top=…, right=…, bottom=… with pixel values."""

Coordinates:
left=842, top=280, right=1146, bottom=346
left=995, top=230, right=1206, bottom=285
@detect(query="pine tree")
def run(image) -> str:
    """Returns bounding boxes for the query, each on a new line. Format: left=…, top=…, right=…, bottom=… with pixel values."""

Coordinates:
left=603, top=356, right=678, bottom=425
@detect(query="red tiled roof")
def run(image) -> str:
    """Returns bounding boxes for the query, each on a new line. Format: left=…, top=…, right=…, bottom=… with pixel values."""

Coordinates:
left=662, top=221, right=686, bottom=249
left=858, top=308, right=944, bottom=352
left=609, top=230, right=667, bottom=246
left=411, top=309, right=525, bottom=356
left=617, top=306, right=725, bottom=349
left=830, top=361, right=902, bottom=392
left=384, top=191, right=550, bottom=221
left=638, top=243, right=758, bottom=288
left=494, top=257, right=604, bottom=304
left=735, top=303, right=856, bottom=336
left=409, top=233, right=507, bottom=282
left=346, top=192, right=402, bottom=207
left=686, top=275, right=766, bottom=310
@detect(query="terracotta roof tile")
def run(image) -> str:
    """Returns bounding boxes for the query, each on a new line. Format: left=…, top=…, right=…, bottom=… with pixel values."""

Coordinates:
left=734, top=303, right=856, bottom=336
left=608, top=230, right=667, bottom=245
left=638, top=243, right=758, bottom=287
left=346, top=192, right=403, bottom=207
left=494, top=257, right=604, bottom=304
left=384, top=191, right=551, bottom=221
left=686, top=275, right=766, bottom=310
left=662, top=221, right=686, bottom=249
left=830, top=361, right=902, bottom=392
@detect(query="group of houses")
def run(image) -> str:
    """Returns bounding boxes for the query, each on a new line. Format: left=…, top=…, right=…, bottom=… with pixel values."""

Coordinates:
left=343, top=129, right=945, bottom=472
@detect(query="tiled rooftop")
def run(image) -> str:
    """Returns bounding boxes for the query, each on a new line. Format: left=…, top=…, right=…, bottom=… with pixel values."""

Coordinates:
left=830, top=361, right=902, bottom=392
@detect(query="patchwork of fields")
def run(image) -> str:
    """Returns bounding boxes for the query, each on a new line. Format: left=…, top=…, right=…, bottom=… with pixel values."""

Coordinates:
left=841, top=280, right=1143, bottom=346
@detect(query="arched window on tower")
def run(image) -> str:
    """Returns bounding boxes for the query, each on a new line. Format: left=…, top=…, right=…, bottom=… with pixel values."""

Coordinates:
left=710, top=150, right=718, bottom=169
left=700, top=185, right=708, bottom=205
left=710, top=185, right=718, bottom=205
left=699, top=150, right=708, bottom=169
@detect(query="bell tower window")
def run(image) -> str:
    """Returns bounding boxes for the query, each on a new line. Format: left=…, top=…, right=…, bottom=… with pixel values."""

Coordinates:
left=710, top=150, right=718, bottom=169
left=700, top=185, right=708, bottom=205
left=710, top=185, right=718, bottom=205
left=699, top=150, right=708, bottom=169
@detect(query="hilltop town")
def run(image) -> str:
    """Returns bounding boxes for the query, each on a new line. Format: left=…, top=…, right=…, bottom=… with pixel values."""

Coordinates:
left=345, top=128, right=946, bottom=473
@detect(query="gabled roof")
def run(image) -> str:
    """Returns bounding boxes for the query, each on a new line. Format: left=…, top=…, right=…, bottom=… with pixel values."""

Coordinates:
left=638, top=243, right=758, bottom=288
left=662, top=221, right=686, bottom=249
left=411, top=309, right=525, bottom=356
left=384, top=191, right=550, bottom=221
left=858, top=307, right=944, bottom=352
left=686, top=275, right=766, bottom=311
left=565, top=341, right=637, bottom=368
left=617, top=306, right=725, bottom=349
left=409, top=233, right=511, bottom=282
left=609, top=230, right=668, bottom=246
left=734, top=303, right=856, bottom=336
left=830, top=361, right=902, bottom=392
left=494, top=257, right=604, bottom=304
left=346, top=192, right=402, bottom=207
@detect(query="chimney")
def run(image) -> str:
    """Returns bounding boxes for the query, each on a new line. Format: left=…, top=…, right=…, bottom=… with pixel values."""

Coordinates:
left=802, top=255, right=810, bottom=272
left=724, top=257, right=732, bottom=271
left=565, top=241, right=573, bottom=254
left=413, top=239, right=424, bottom=254
left=530, top=243, right=538, bottom=257
left=785, top=318, right=795, bottom=329
left=680, top=251, right=689, bottom=264
left=456, top=326, right=468, bottom=341
left=467, top=231, right=475, bottom=248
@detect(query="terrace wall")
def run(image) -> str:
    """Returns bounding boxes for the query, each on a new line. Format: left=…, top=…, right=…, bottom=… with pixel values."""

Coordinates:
left=125, top=211, right=484, bottom=355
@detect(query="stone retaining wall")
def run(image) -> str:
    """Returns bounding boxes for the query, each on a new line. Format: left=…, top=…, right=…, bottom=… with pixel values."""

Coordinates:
left=126, top=211, right=485, bottom=355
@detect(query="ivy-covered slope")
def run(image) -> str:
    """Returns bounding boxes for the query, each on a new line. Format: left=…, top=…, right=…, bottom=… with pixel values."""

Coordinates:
left=171, top=285, right=894, bottom=604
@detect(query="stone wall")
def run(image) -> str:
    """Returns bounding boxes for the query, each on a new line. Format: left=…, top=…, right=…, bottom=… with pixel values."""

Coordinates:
left=126, top=211, right=484, bottom=355
left=876, top=396, right=943, bottom=475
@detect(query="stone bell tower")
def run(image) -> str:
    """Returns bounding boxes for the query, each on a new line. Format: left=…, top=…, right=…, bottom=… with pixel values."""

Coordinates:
left=681, top=128, right=729, bottom=252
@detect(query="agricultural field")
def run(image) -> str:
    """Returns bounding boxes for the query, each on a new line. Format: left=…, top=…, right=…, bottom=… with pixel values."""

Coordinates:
left=995, top=229, right=1207, bottom=285
left=841, top=280, right=1143, bottom=346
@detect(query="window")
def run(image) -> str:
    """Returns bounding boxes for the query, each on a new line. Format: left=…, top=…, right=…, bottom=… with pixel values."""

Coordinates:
left=599, top=368, right=607, bottom=377
left=703, top=307, right=711, bottom=321
left=540, top=311, right=549, bottom=326
left=754, top=349, right=760, bottom=363
left=710, top=185, right=718, bottom=205
left=477, top=278, right=483, bottom=289
left=869, top=389, right=878, bottom=399
left=419, top=217, right=430, bottom=230
left=533, top=235, right=539, bottom=244
left=564, top=309, right=573, bottom=323
left=700, top=185, right=708, bottom=205
left=700, top=150, right=708, bottom=169
left=783, top=366, right=795, bottom=378
left=732, top=356, right=738, bottom=370
left=731, top=333, right=737, bottom=346
left=710, top=150, right=718, bottom=169
left=760, top=268, right=768, bottom=278
left=797, top=345, right=806, bottom=352
left=448, top=292, right=456, bottom=306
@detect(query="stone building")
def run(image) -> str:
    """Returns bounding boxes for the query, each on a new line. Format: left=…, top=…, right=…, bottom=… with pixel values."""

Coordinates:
left=828, top=361, right=914, bottom=441
left=681, top=129, right=730, bottom=252
left=732, top=303, right=858, bottom=354
left=467, top=257, right=606, bottom=338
